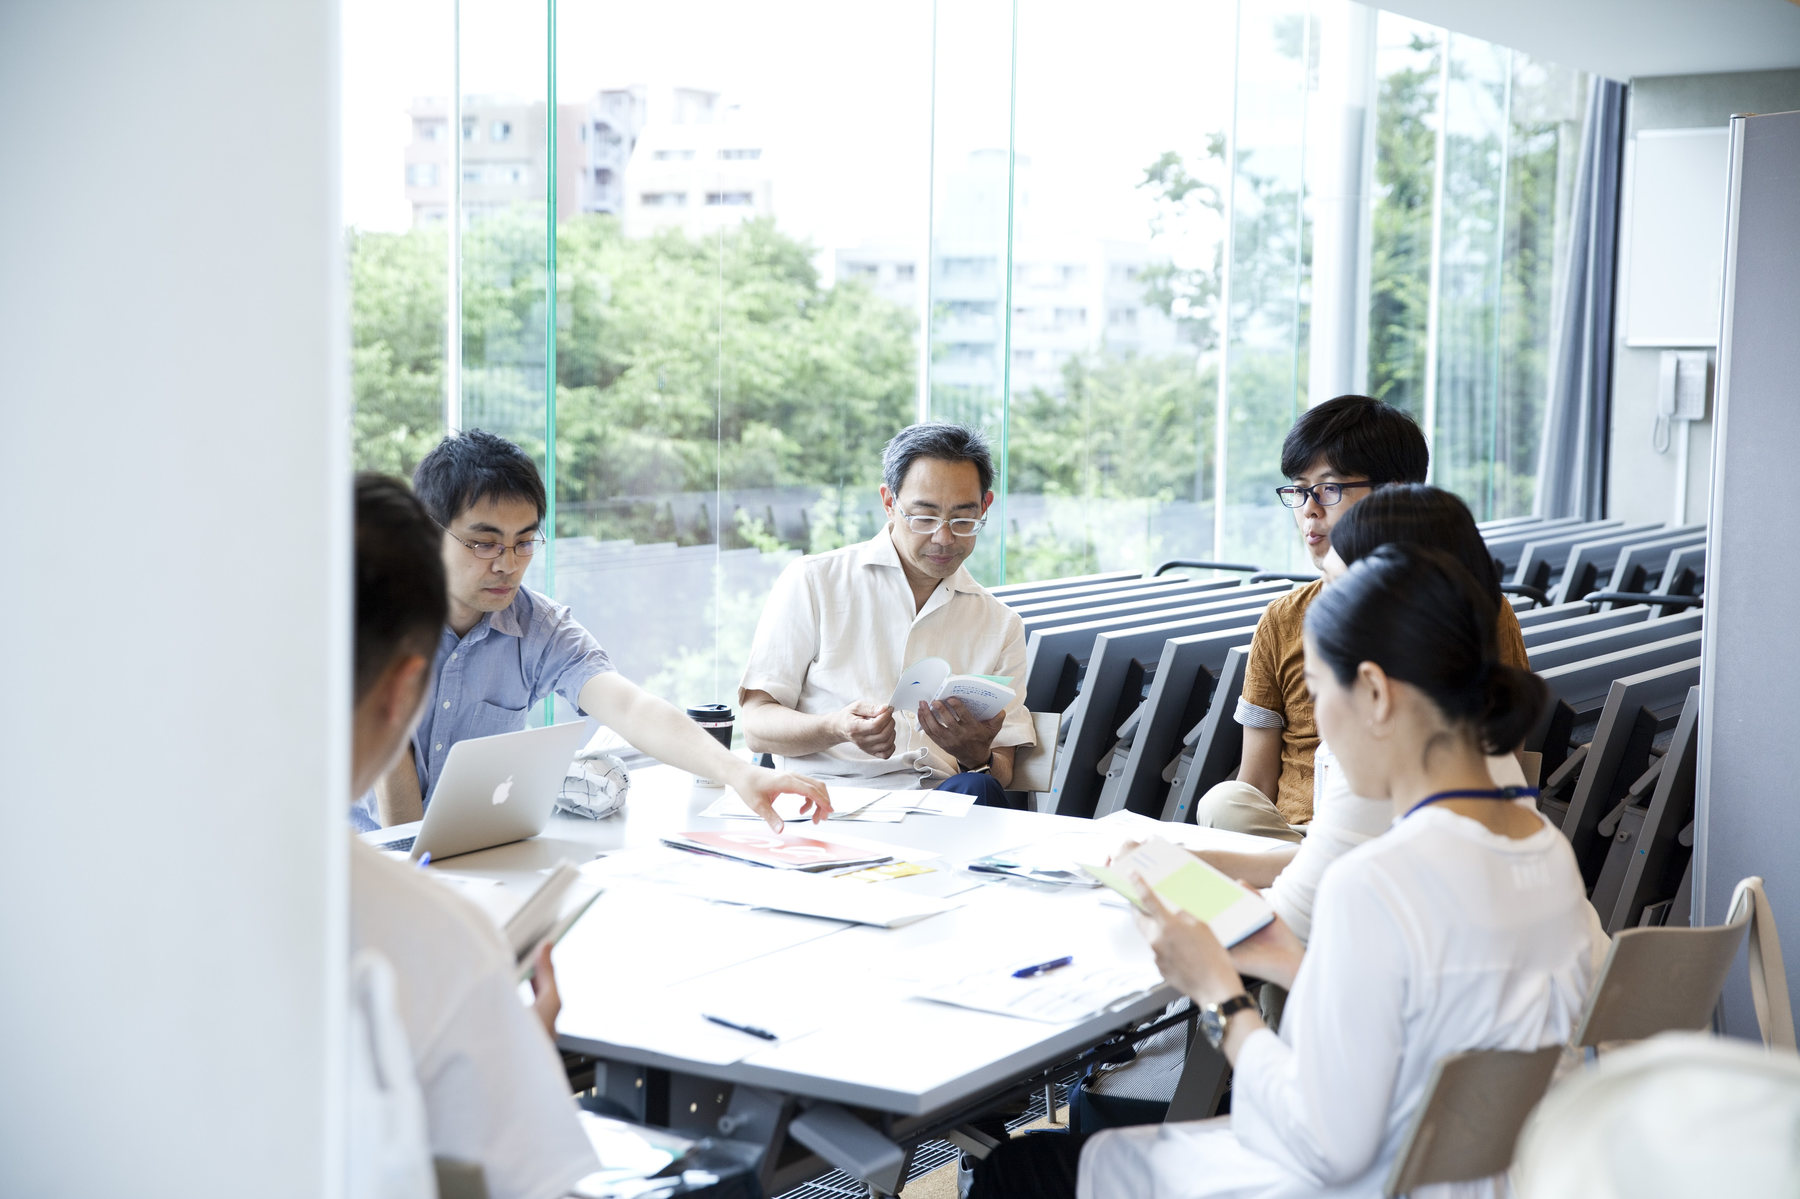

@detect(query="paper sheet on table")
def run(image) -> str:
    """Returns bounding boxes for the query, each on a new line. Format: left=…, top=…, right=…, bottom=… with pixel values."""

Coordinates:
left=684, top=865, right=962, bottom=927
left=1093, top=808, right=1292, bottom=855
left=700, top=789, right=905, bottom=824
left=916, top=959, right=1163, bottom=1024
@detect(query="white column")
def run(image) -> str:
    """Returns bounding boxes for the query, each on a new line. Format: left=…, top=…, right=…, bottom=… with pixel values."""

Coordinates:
left=0, top=2, right=348, bottom=1193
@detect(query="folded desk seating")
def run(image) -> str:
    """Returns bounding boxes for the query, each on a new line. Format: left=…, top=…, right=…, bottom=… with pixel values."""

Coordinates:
left=1484, top=518, right=1612, bottom=574
left=1089, top=621, right=1270, bottom=820
left=1518, top=606, right=1652, bottom=651
left=1008, top=578, right=1240, bottom=621
left=1551, top=525, right=1704, bottom=606
left=989, top=570, right=1139, bottom=602
left=1019, top=583, right=1291, bottom=713
left=1605, top=530, right=1708, bottom=596
left=1044, top=608, right=1271, bottom=818
left=1514, top=524, right=1662, bottom=597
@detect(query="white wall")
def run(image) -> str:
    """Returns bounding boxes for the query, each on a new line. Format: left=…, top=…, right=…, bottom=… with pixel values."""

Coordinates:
left=0, top=3, right=347, bottom=1195
left=1608, top=69, right=1800, bottom=526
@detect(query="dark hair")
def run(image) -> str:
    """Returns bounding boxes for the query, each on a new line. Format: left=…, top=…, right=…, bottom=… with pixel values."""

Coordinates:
left=1306, top=544, right=1546, bottom=755
left=412, top=428, right=547, bottom=527
left=1279, top=394, right=1429, bottom=485
left=354, top=474, right=447, bottom=703
left=1330, top=484, right=1501, bottom=603
left=882, top=421, right=995, bottom=497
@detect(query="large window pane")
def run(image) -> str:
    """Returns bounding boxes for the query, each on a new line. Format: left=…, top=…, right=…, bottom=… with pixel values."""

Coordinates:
left=1219, top=0, right=1316, bottom=567
left=997, top=0, right=1231, bottom=584
left=1430, top=34, right=1510, bottom=511
left=1364, top=12, right=1441, bottom=422
left=1493, top=56, right=1588, bottom=518
left=926, top=0, right=1016, bottom=584
left=343, top=0, right=452, bottom=476
left=552, top=1, right=930, bottom=718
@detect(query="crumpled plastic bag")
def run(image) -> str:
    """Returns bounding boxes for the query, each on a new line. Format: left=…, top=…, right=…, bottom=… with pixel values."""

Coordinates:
left=555, top=745, right=631, bottom=819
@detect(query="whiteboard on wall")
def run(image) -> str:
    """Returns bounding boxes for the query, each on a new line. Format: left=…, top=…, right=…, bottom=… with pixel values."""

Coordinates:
left=1621, top=127, right=1730, bottom=347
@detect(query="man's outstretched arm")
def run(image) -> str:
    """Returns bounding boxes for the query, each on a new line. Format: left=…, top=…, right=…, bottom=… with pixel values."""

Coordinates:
left=578, top=673, right=832, bottom=829
left=740, top=689, right=897, bottom=760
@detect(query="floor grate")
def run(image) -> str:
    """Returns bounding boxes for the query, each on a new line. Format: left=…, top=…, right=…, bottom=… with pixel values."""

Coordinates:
left=773, top=1075, right=1077, bottom=1199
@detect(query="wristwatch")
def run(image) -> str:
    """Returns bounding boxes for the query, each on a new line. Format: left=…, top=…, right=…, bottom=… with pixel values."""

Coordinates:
left=1198, top=992, right=1257, bottom=1050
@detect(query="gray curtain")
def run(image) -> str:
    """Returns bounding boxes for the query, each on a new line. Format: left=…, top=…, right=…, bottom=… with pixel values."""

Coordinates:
left=1536, top=77, right=1627, bottom=520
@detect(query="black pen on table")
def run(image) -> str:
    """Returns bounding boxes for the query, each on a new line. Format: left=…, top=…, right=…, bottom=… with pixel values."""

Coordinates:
left=1012, top=955, right=1074, bottom=978
left=703, top=1013, right=779, bottom=1041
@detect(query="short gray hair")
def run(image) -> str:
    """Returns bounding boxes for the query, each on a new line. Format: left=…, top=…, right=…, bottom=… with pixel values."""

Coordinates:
left=881, top=421, right=995, bottom=497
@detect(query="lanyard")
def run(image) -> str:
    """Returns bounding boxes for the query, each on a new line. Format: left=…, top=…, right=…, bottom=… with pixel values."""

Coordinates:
left=1403, top=786, right=1539, bottom=821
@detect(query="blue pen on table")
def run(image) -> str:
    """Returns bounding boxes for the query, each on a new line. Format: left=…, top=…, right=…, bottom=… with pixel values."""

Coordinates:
left=1012, top=955, right=1074, bottom=979
left=703, top=1013, right=779, bottom=1042
left=417, top=852, right=431, bottom=869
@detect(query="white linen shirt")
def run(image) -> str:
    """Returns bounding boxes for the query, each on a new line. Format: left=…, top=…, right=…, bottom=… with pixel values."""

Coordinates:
left=1079, top=807, right=1600, bottom=1199
left=349, top=840, right=598, bottom=1199
left=1264, top=744, right=1532, bottom=942
left=738, top=530, right=1033, bottom=788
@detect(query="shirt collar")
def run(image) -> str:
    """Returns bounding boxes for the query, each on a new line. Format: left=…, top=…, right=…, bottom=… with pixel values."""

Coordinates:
left=857, top=529, right=986, bottom=596
left=454, top=589, right=527, bottom=644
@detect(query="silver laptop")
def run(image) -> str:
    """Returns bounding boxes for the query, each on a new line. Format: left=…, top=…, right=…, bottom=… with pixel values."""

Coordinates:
left=362, top=721, right=590, bottom=861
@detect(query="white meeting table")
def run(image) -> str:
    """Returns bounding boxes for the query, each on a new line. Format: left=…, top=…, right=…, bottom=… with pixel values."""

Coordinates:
left=432, top=763, right=1281, bottom=1195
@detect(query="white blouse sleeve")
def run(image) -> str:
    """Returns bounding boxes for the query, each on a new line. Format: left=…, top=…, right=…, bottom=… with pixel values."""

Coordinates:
left=1262, top=746, right=1389, bottom=942
left=1230, top=862, right=1412, bottom=1186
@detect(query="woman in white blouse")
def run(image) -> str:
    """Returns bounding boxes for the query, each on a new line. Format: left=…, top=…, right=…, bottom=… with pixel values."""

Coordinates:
left=970, top=544, right=1599, bottom=1199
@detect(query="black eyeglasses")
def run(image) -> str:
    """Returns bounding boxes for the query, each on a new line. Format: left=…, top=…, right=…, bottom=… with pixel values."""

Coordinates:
left=1274, top=481, right=1376, bottom=509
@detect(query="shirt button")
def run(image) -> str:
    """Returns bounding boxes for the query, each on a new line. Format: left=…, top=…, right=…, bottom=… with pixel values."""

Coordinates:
left=441, top=700, right=450, bottom=709
left=450, top=652, right=458, bottom=660
left=434, top=743, right=442, bottom=751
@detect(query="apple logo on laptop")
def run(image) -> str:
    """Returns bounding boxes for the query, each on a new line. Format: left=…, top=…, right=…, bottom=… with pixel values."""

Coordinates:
left=491, top=775, right=514, bottom=806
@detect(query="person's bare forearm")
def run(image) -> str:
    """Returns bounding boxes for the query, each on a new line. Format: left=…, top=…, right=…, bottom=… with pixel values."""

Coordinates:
left=740, top=693, right=846, bottom=757
left=374, top=746, right=424, bottom=826
left=1198, top=845, right=1297, bottom=890
left=984, top=745, right=1015, bottom=789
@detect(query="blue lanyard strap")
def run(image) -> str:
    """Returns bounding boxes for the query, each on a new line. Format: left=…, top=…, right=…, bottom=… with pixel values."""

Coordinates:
left=1403, top=786, right=1539, bottom=821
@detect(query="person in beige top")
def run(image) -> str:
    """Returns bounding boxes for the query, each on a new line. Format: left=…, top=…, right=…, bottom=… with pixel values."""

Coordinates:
left=739, top=422, right=1035, bottom=804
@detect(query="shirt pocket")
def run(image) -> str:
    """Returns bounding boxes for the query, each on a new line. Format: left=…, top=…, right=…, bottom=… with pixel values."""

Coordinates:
left=468, top=700, right=529, bottom=740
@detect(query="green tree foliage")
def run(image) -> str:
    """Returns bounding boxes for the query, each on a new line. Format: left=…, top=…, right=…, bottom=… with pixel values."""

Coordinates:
left=349, top=212, right=916, bottom=542
left=1366, top=32, right=1441, bottom=420
left=348, top=227, right=447, bottom=475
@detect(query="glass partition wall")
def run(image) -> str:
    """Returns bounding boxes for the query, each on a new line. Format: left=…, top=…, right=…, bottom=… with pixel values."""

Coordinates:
left=344, top=0, right=1591, bottom=721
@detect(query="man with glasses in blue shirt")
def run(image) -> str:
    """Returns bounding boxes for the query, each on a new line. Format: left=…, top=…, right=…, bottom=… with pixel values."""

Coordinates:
left=362, top=429, right=830, bottom=833
left=738, top=422, right=1035, bottom=805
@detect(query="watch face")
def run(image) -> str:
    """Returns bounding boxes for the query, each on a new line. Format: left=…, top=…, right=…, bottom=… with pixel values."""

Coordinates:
left=1199, top=1006, right=1227, bottom=1050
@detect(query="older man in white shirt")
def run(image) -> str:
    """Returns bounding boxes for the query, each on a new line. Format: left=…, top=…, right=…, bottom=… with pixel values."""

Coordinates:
left=738, top=422, right=1035, bottom=803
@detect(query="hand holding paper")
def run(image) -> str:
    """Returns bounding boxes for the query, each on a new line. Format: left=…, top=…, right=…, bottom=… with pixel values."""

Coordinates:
left=1081, top=838, right=1274, bottom=947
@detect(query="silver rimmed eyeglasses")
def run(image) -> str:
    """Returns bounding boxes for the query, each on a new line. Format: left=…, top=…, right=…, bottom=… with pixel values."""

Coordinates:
left=897, top=508, right=987, bottom=536
left=438, top=521, right=545, bottom=560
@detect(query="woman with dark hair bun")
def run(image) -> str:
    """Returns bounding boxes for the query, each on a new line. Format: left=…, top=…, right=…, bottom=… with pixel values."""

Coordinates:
left=973, top=547, right=1601, bottom=1199
left=1184, top=485, right=1537, bottom=942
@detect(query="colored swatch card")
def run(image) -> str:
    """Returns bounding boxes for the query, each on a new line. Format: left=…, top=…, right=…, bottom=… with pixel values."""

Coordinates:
left=1080, top=837, right=1274, bottom=947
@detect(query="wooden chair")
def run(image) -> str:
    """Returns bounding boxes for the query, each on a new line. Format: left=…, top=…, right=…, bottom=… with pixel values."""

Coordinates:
left=1575, top=875, right=1792, bottom=1050
left=1383, top=1046, right=1563, bottom=1197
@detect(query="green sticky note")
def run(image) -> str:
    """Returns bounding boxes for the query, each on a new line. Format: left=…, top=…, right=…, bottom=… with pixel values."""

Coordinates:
left=1155, top=860, right=1252, bottom=923
left=1079, top=860, right=1146, bottom=909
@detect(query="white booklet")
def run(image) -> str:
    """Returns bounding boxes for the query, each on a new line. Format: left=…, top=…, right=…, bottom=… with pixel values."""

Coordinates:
left=503, top=861, right=603, bottom=982
left=888, top=657, right=1016, bottom=722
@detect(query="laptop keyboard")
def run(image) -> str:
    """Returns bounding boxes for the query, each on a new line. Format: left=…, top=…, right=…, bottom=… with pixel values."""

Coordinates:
left=376, top=835, right=416, bottom=853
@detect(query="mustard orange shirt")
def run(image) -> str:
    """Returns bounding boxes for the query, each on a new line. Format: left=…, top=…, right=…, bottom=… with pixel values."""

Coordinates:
left=1235, top=582, right=1531, bottom=825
